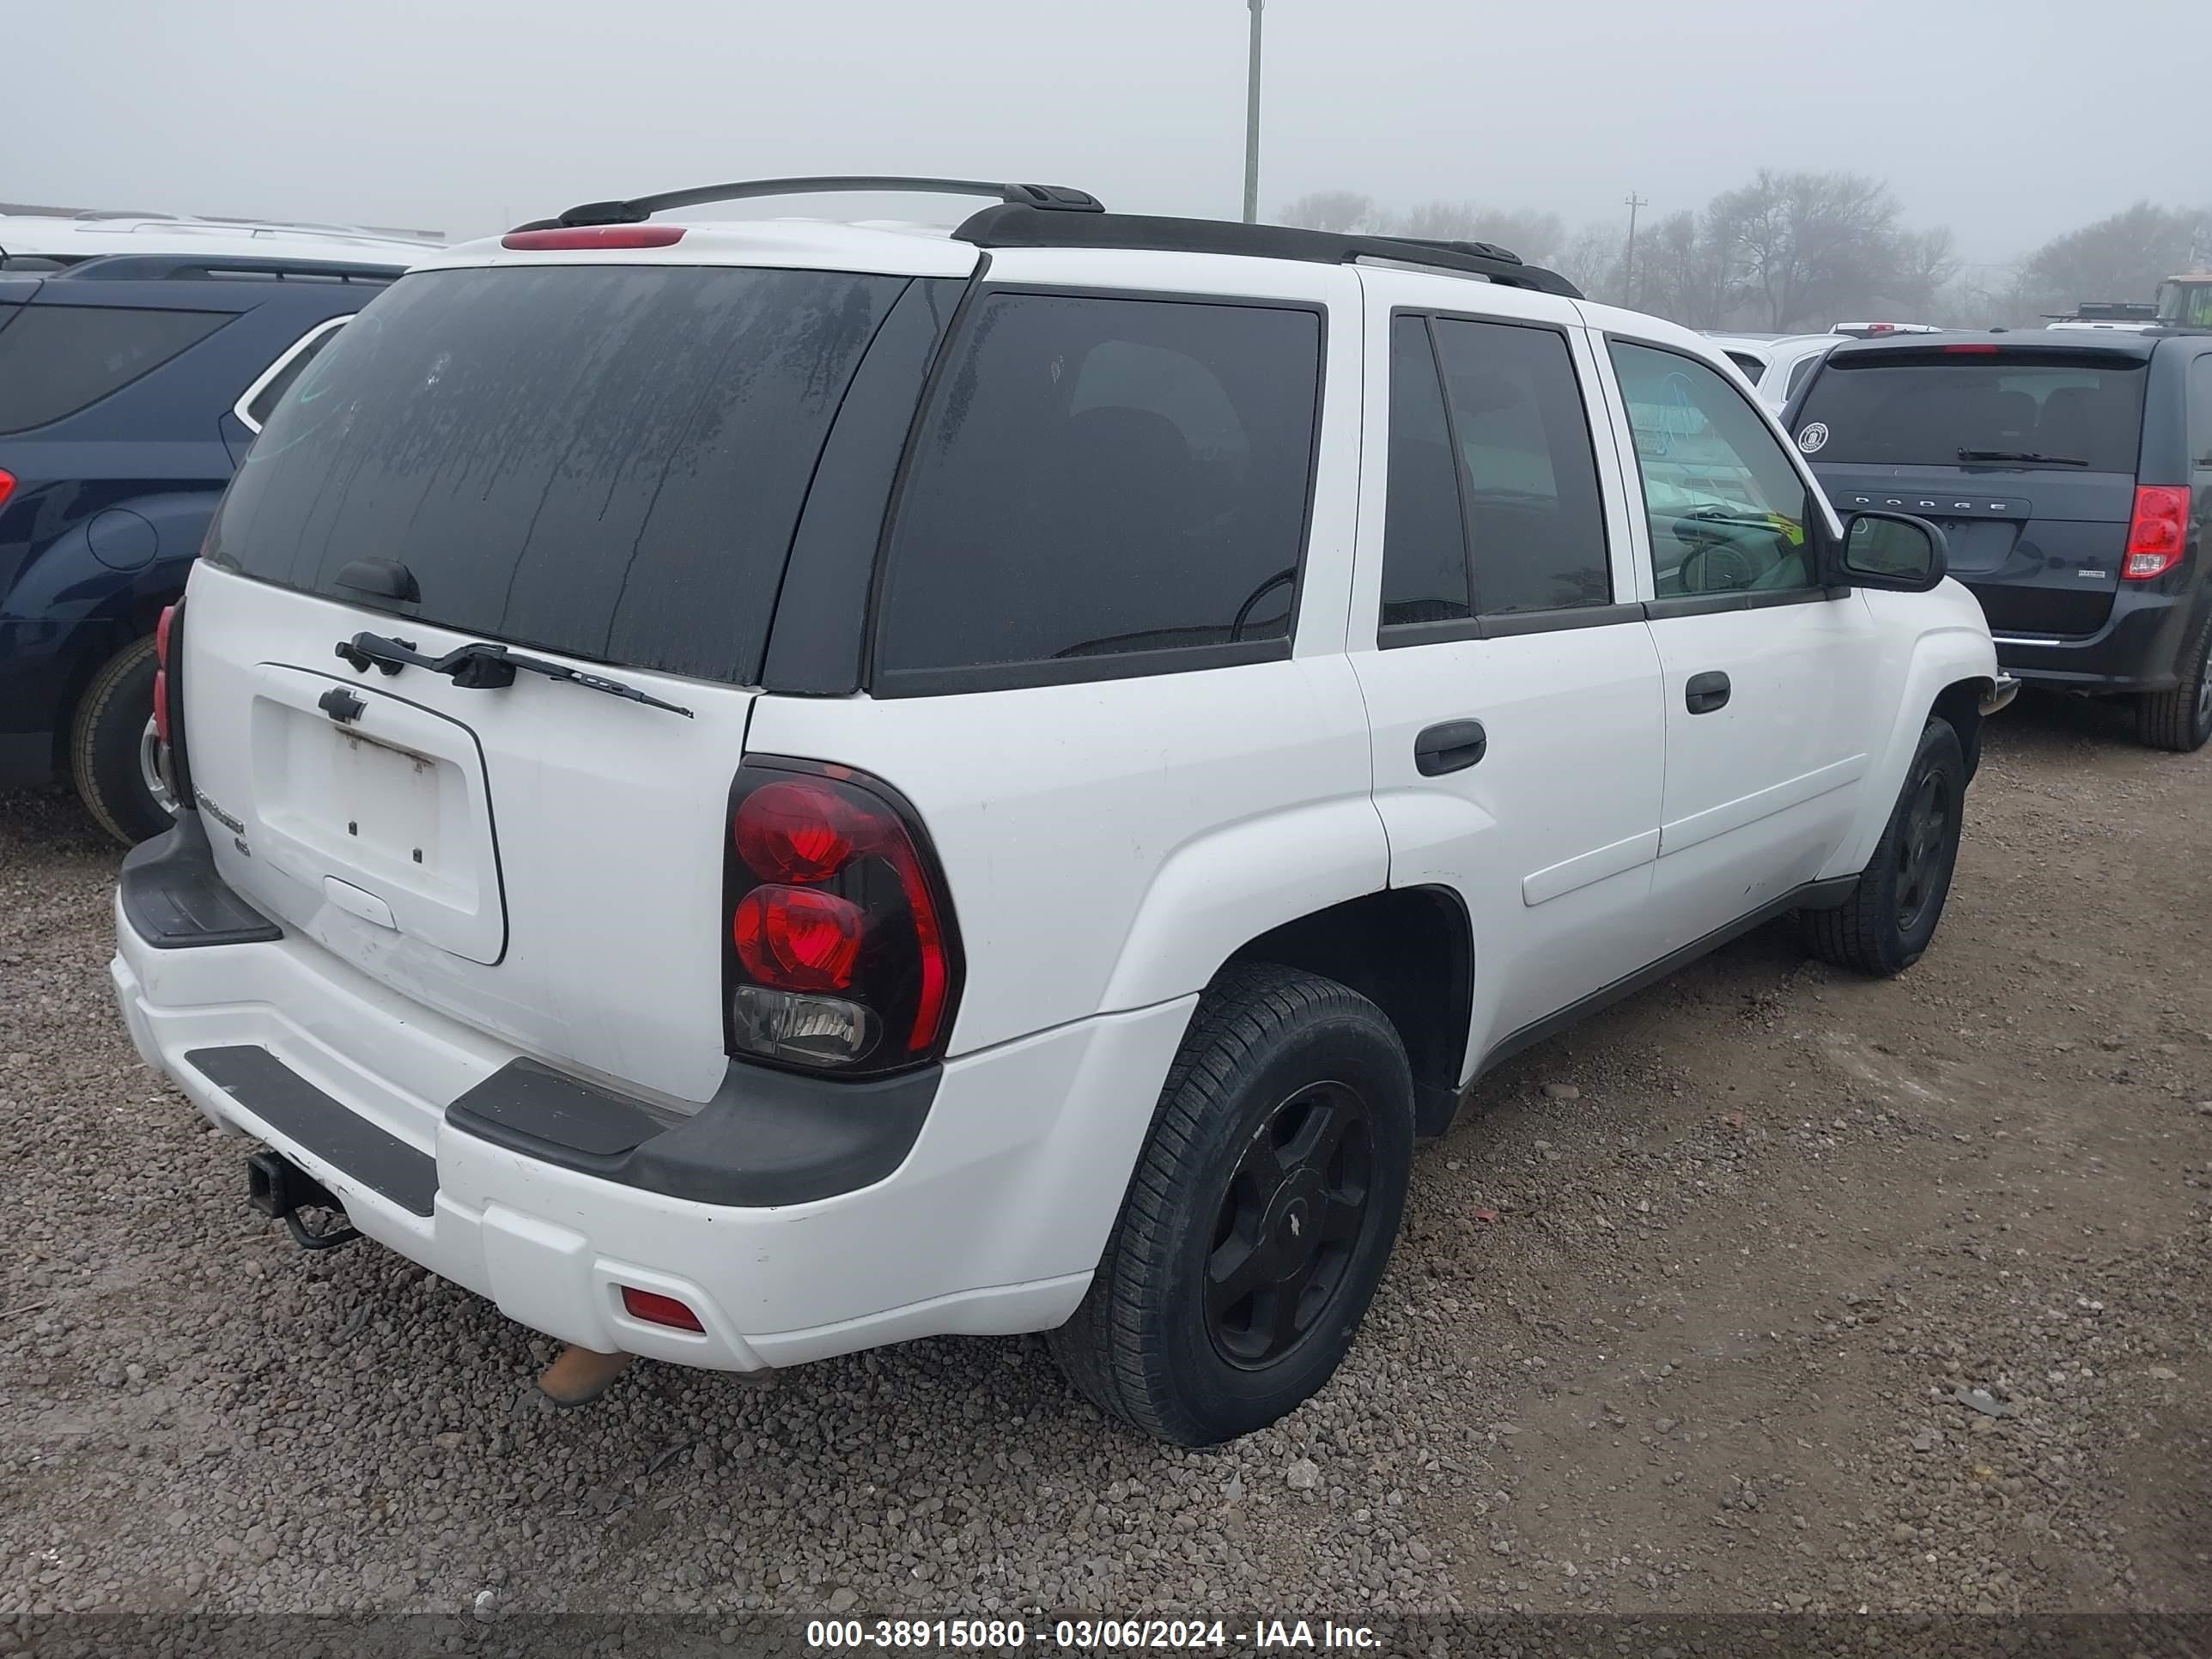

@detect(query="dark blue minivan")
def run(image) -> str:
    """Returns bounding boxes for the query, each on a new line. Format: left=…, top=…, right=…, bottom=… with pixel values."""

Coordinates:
left=0, top=251, right=404, bottom=839
left=1786, top=330, right=2212, bottom=751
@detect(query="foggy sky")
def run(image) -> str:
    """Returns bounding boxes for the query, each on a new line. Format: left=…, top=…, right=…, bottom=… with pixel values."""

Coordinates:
left=14, top=0, right=2204, bottom=267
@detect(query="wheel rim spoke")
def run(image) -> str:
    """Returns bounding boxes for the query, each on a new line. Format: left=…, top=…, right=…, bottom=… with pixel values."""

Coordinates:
left=1314, top=1191, right=1365, bottom=1244
left=1206, top=1235, right=1270, bottom=1324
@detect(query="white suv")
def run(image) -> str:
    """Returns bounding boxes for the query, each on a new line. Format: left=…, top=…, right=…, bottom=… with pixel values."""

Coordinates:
left=110, top=177, right=2006, bottom=1446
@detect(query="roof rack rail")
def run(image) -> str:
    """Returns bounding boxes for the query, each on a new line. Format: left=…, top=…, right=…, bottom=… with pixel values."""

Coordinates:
left=522, top=176, right=1104, bottom=232
left=951, top=206, right=1583, bottom=299
left=55, top=254, right=407, bottom=283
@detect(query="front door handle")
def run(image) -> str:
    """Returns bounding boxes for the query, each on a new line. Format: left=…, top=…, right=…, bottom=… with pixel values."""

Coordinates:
left=1415, top=719, right=1487, bottom=775
left=1685, top=671, right=1731, bottom=714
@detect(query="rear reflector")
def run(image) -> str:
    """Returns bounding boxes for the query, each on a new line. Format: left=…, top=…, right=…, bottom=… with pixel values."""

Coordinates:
left=620, top=1286, right=704, bottom=1331
left=153, top=602, right=179, bottom=745
left=2122, top=485, right=2191, bottom=580
left=501, top=225, right=686, bottom=251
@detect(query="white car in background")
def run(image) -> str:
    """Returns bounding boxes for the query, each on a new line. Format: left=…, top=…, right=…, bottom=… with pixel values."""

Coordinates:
left=1703, top=332, right=1840, bottom=410
left=0, top=205, right=442, bottom=272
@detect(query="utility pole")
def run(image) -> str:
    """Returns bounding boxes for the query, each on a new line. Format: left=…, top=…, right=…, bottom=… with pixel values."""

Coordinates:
left=1622, top=191, right=1648, bottom=301
left=1243, top=0, right=1265, bottom=224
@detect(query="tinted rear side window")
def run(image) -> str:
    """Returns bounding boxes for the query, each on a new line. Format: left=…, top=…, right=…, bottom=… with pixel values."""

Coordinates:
left=1380, top=315, right=1471, bottom=628
left=1725, top=351, right=1766, bottom=380
left=208, top=264, right=909, bottom=686
left=876, top=291, right=1322, bottom=690
left=1795, top=355, right=2148, bottom=471
left=0, top=303, right=228, bottom=433
left=1433, top=318, right=1611, bottom=612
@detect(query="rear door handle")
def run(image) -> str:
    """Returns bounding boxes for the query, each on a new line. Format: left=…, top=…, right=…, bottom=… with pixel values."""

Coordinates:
left=1685, top=671, right=1731, bottom=714
left=1415, top=719, right=1487, bottom=775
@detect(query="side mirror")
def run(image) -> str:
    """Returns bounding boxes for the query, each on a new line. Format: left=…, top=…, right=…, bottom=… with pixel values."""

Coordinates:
left=1830, top=510, right=1948, bottom=592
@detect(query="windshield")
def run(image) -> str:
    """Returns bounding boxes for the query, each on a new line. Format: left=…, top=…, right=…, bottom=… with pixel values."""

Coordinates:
left=1794, top=355, right=2148, bottom=471
left=206, top=262, right=911, bottom=685
left=2158, top=279, right=2212, bottom=328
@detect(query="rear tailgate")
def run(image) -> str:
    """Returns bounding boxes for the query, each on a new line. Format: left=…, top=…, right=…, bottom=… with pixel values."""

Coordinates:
left=1812, top=466, right=2138, bottom=636
left=185, top=568, right=752, bottom=1100
left=1794, top=344, right=2149, bottom=638
left=185, top=255, right=925, bottom=1103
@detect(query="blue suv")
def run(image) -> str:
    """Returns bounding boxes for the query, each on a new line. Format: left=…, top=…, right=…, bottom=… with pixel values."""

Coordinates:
left=0, top=252, right=404, bottom=840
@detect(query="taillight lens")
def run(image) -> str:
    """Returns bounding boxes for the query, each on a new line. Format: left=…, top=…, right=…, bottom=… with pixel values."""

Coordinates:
left=723, top=759, right=962, bottom=1074
left=2122, top=486, right=2191, bottom=580
left=153, top=603, right=178, bottom=745
left=0, top=467, right=15, bottom=510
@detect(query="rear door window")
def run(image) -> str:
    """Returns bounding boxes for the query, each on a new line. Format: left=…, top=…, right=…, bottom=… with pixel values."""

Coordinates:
left=207, top=264, right=913, bottom=687
left=1379, top=315, right=1472, bottom=629
left=0, top=303, right=228, bottom=432
left=1793, top=355, right=2148, bottom=471
left=1433, top=317, right=1611, bottom=613
left=875, top=290, right=1322, bottom=690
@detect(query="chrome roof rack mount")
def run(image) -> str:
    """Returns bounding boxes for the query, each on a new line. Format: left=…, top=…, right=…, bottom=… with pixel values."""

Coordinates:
left=519, top=177, right=1105, bottom=232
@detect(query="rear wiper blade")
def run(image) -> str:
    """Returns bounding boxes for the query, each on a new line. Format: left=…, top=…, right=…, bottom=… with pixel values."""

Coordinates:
left=1958, top=448, right=2087, bottom=466
left=336, top=632, right=694, bottom=718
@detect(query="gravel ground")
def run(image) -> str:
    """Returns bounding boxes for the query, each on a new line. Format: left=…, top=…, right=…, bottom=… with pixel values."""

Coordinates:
left=2, top=692, right=2207, bottom=1625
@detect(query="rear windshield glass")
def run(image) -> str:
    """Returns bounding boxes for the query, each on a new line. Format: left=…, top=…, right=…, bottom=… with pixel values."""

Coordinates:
left=1795, top=355, right=2147, bottom=471
left=0, top=303, right=229, bottom=433
left=207, top=264, right=909, bottom=686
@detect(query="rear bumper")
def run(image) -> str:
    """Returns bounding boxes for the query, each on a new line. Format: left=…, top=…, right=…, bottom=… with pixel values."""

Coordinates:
left=112, top=822, right=1195, bottom=1370
left=1985, top=588, right=2196, bottom=693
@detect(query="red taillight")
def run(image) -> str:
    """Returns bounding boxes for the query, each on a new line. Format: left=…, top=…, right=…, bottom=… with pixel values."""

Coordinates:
left=0, top=467, right=15, bottom=510
left=620, top=1286, right=704, bottom=1332
left=156, top=603, right=177, bottom=668
left=2123, top=485, right=2191, bottom=580
left=733, top=885, right=866, bottom=991
left=735, top=780, right=860, bottom=882
left=500, top=225, right=686, bottom=251
left=1943, top=343, right=2002, bottom=354
left=724, top=760, right=961, bottom=1073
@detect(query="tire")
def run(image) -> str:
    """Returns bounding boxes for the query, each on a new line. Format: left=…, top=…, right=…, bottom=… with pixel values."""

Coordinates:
left=2134, top=613, right=2212, bottom=754
left=1047, top=963, right=1415, bottom=1446
left=1800, top=715, right=1965, bottom=977
left=70, top=635, right=176, bottom=847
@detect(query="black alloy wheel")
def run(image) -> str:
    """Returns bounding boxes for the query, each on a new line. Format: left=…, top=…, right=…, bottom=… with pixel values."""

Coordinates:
left=1206, top=1079, right=1375, bottom=1370
left=1893, top=763, right=1954, bottom=935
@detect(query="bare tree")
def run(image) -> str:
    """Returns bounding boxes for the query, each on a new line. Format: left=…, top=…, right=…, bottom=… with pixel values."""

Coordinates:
left=1633, top=210, right=1731, bottom=328
left=2022, top=202, right=2212, bottom=312
left=1276, top=191, right=1382, bottom=234
left=1711, top=170, right=1908, bottom=331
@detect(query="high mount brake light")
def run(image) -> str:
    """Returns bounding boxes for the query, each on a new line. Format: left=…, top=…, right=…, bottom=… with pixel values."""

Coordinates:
left=2122, top=486, right=2191, bottom=580
left=499, top=225, right=687, bottom=251
left=1942, top=343, right=2002, bottom=354
left=723, top=760, right=961, bottom=1074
